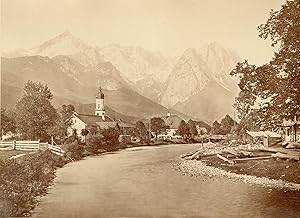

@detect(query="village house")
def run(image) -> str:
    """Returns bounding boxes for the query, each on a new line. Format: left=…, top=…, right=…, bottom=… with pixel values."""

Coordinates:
left=281, top=115, right=300, bottom=143
left=155, top=113, right=183, bottom=140
left=244, top=130, right=281, bottom=147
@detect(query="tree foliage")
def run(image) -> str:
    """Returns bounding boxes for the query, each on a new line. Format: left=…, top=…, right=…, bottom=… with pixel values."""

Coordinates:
left=231, top=0, right=300, bottom=129
left=150, top=117, right=167, bottom=138
left=211, top=121, right=222, bottom=135
left=100, top=127, right=121, bottom=148
left=220, top=115, right=235, bottom=134
left=15, top=81, right=58, bottom=141
left=187, top=119, right=198, bottom=137
left=177, top=120, right=191, bottom=140
left=48, top=104, right=75, bottom=143
left=135, top=120, right=148, bottom=142
left=1, top=108, right=16, bottom=135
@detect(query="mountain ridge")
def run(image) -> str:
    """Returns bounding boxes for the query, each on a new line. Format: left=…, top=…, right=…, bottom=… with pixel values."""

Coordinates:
left=2, top=32, right=241, bottom=123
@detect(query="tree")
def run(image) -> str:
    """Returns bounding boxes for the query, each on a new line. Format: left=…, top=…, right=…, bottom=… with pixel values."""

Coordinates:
left=135, top=121, right=148, bottom=142
left=211, top=121, right=222, bottom=135
left=1, top=108, right=16, bottom=135
left=86, top=124, right=98, bottom=135
left=48, top=104, right=75, bottom=143
left=100, top=127, right=121, bottom=149
left=16, top=81, right=58, bottom=141
left=187, top=119, right=198, bottom=138
left=231, top=0, right=300, bottom=129
left=177, top=120, right=190, bottom=140
left=61, top=104, right=75, bottom=125
left=150, top=117, right=167, bottom=139
left=220, top=115, right=235, bottom=135
left=81, top=129, right=89, bottom=143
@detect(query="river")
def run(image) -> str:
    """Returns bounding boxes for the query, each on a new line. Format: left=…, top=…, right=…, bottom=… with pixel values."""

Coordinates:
left=32, top=143, right=300, bottom=217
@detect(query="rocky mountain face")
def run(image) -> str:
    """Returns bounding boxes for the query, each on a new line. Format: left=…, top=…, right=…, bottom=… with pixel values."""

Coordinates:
left=98, top=44, right=175, bottom=101
left=3, top=32, right=175, bottom=102
left=1, top=56, right=186, bottom=120
left=2, top=32, right=241, bottom=123
left=160, top=43, right=241, bottom=123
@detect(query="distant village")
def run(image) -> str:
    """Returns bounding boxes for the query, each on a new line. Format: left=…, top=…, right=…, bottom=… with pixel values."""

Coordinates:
left=1, top=85, right=300, bottom=148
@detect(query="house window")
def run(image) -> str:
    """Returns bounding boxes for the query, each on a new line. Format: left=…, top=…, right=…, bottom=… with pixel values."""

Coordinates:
left=98, top=104, right=100, bottom=109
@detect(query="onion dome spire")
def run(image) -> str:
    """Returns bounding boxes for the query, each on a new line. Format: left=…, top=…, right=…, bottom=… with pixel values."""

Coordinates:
left=96, top=86, right=104, bottom=99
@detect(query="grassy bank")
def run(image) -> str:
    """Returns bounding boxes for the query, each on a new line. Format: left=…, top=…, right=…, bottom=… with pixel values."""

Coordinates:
left=0, top=150, right=32, bottom=161
left=0, top=150, right=66, bottom=217
left=0, top=138, right=132, bottom=217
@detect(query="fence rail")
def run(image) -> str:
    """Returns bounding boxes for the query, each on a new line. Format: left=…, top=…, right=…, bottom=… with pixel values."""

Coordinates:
left=47, top=144, right=65, bottom=156
left=0, top=140, right=65, bottom=156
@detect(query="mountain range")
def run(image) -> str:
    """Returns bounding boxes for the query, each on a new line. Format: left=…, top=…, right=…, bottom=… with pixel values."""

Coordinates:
left=2, top=31, right=241, bottom=123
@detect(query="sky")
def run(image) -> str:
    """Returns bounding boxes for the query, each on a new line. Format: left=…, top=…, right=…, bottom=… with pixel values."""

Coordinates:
left=1, top=0, right=285, bottom=65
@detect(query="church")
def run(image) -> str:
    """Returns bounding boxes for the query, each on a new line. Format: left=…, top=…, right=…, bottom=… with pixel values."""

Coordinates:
left=69, top=87, right=119, bottom=137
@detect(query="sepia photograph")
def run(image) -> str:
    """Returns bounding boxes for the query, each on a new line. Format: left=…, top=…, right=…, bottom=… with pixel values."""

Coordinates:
left=0, top=0, right=300, bottom=217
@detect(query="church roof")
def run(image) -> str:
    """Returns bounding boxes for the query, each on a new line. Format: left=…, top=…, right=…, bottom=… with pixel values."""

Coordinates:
left=117, top=120, right=135, bottom=128
left=96, top=121, right=117, bottom=129
left=75, top=113, right=113, bottom=125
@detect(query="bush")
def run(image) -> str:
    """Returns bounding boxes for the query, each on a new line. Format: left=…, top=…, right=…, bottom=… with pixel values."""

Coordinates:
left=65, top=141, right=85, bottom=161
left=85, top=134, right=104, bottom=155
left=0, top=150, right=65, bottom=217
left=100, top=127, right=120, bottom=150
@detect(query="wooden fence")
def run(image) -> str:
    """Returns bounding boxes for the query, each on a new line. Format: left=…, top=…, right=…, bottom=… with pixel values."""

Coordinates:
left=47, top=144, right=65, bottom=156
left=0, top=140, right=65, bottom=156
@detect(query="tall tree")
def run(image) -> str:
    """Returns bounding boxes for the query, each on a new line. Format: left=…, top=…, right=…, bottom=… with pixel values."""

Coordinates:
left=150, top=117, right=167, bottom=139
left=187, top=119, right=198, bottom=138
left=220, top=115, right=235, bottom=134
left=48, top=104, right=75, bottom=143
left=135, top=121, right=148, bottom=142
left=16, top=81, right=58, bottom=141
left=211, top=121, right=222, bottom=135
left=177, top=120, right=190, bottom=140
left=231, top=0, right=300, bottom=129
left=0, top=108, right=16, bottom=135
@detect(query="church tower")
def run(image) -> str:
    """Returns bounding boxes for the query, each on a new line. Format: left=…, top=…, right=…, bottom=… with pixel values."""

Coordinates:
left=95, top=87, right=105, bottom=116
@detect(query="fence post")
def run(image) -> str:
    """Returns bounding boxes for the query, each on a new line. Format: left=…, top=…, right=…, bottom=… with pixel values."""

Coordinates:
left=38, top=140, right=40, bottom=150
left=13, top=140, right=16, bottom=150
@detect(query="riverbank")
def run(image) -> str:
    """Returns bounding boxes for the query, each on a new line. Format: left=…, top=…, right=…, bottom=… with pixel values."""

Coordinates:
left=0, top=140, right=172, bottom=217
left=175, top=142, right=300, bottom=191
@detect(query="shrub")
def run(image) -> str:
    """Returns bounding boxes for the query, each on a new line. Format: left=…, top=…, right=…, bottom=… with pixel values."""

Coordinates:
left=100, top=127, right=120, bottom=150
left=0, top=150, right=65, bottom=217
left=65, top=141, right=85, bottom=161
left=85, top=133, right=104, bottom=154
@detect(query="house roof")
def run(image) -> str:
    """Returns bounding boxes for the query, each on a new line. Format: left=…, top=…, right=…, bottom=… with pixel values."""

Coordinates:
left=161, top=115, right=182, bottom=129
left=96, top=121, right=117, bottom=129
left=75, top=113, right=113, bottom=125
left=246, top=130, right=281, bottom=138
left=117, top=120, right=135, bottom=128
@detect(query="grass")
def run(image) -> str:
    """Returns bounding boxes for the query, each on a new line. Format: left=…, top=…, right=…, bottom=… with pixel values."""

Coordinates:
left=0, top=150, right=32, bottom=161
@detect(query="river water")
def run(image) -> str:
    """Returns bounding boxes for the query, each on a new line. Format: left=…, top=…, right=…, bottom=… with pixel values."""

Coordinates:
left=32, top=144, right=300, bottom=217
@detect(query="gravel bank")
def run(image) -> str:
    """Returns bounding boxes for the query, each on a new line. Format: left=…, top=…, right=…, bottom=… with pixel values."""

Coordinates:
left=173, top=159, right=300, bottom=191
